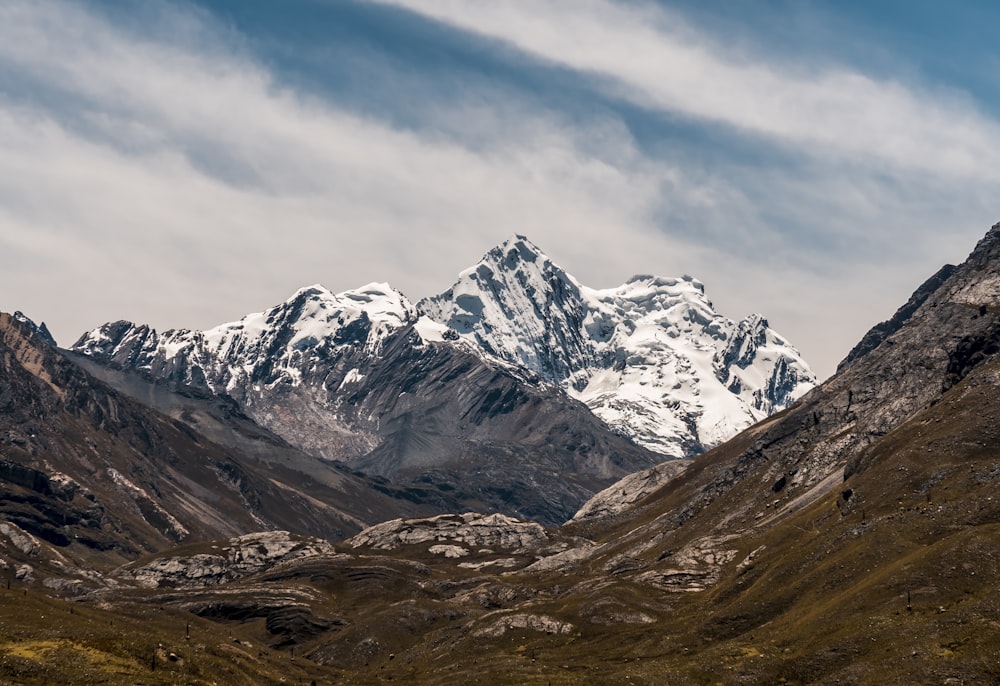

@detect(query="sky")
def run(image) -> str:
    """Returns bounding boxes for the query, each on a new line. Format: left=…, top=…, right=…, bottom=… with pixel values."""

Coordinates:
left=1, top=0, right=999, bottom=379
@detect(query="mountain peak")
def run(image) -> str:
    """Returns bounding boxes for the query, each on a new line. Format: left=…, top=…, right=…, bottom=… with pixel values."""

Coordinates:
left=478, top=235, right=564, bottom=279
left=419, top=239, right=815, bottom=455
left=977, top=220, right=1000, bottom=248
left=12, top=310, right=57, bottom=347
left=964, top=220, right=1000, bottom=269
left=418, top=236, right=588, bottom=379
left=497, top=233, right=540, bottom=251
left=291, top=283, right=333, bottom=298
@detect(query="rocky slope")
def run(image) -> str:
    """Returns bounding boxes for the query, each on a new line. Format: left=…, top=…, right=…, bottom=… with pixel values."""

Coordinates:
left=17, top=221, right=997, bottom=685
left=553, top=223, right=1000, bottom=566
left=0, top=310, right=456, bottom=589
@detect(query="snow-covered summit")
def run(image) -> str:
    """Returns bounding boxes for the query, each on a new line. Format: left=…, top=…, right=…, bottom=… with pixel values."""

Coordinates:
left=73, top=281, right=423, bottom=396
left=199, top=282, right=418, bottom=360
left=419, top=235, right=597, bottom=381
left=419, top=237, right=816, bottom=456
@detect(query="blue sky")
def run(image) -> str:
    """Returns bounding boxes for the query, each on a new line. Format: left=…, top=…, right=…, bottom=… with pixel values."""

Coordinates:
left=1, top=0, right=998, bottom=378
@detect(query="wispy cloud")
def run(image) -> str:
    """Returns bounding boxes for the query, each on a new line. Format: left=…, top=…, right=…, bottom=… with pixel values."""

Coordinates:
left=373, top=0, right=1000, bottom=181
left=0, top=0, right=690, bottom=340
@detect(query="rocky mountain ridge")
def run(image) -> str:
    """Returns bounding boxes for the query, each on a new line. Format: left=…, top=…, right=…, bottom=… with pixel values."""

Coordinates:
left=419, top=236, right=816, bottom=455
left=69, top=283, right=664, bottom=525
left=72, top=236, right=814, bottom=502
left=0, top=309, right=458, bottom=583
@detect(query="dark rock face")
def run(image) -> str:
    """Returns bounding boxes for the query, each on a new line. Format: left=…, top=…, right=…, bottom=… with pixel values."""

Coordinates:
left=12, top=312, right=56, bottom=347
left=71, top=278, right=665, bottom=525
left=267, top=325, right=663, bottom=525
left=716, top=314, right=769, bottom=373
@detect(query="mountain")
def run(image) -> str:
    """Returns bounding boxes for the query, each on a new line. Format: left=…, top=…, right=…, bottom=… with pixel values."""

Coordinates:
left=71, top=237, right=813, bottom=525
left=0, top=309, right=456, bottom=582
left=71, top=283, right=663, bottom=526
left=6, top=223, right=1000, bottom=684
left=419, top=235, right=815, bottom=455
left=9, top=222, right=991, bottom=685
left=12, top=310, right=56, bottom=347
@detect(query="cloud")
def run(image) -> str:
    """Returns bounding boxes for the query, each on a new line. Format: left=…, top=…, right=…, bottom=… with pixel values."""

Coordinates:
left=0, top=0, right=692, bottom=341
left=372, top=0, right=1000, bottom=182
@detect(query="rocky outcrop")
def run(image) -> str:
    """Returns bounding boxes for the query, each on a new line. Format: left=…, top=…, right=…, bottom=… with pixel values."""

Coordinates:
left=12, top=311, right=56, bottom=347
left=473, top=612, right=574, bottom=637
left=571, top=459, right=690, bottom=522
left=118, top=531, right=339, bottom=588
left=631, top=535, right=739, bottom=592
left=348, top=512, right=548, bottom=554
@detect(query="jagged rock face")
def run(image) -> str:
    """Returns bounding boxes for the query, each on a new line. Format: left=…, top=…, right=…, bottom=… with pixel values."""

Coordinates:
left=419, top=236, right=816, bottom=455
left=12, top=311, right=56, bottom=347
left=419, top=238, right=599, bottom=381
left=71, top=284, right=666, bottom=526
left=761, top=223, right=1000, bottom=493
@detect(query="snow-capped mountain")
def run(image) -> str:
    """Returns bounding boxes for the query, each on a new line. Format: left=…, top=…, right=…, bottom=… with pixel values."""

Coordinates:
left=419, top=236, right=816, bottom=455
left=71, top=235, right=814, bottom=520
left=74, top=282, right=429, bottom=398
